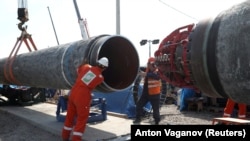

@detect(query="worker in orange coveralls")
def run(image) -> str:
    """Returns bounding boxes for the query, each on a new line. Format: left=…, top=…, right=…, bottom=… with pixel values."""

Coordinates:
left=223, top=98, right=247, bottom=119
left=62, top=57, right=109, bottom=141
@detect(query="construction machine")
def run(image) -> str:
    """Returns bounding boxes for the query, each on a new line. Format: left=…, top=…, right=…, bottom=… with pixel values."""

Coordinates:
left=153, top=1, right=250, bottom=104
left=73, top=0, right=89, bottom=40
left=0, top=0, right=46, bottom=106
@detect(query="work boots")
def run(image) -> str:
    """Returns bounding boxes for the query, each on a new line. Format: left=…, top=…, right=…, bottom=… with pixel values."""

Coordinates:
left=154, top=119, right=160, bottom=125
left=133, top=118, right=141, bottom=124
left=155, top=121, right=159, bottom=125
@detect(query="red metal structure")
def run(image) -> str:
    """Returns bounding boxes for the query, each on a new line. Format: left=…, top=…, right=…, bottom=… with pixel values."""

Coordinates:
left=153, top=0, right=250, bottom=104
left=154, top=24, right=197, bottom=90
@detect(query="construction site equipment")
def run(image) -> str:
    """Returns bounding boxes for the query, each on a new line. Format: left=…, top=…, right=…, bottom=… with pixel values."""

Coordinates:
left=0, top=35, right=139, bottom=92
left=212, top=117, right=250, bottom=125
left=87, top=98, right=107, bottom=123
left=154, top=1, right=250, bottom=104
left=47, top=6, right=60, bottom=45
left=186, top=97, right=204, bottom=112
left=73, top=0, right=89, bottom=40
left=6, top=0, right=38, bottom=85
left=0, top=0, right=46, bottom=106
left=0, top=85, right=46, bottom=106
left=4, top=27, right=38, bottom=85
left=56, top=97, right=107, bottom=123
left=17, top=0, right=29, bottom=30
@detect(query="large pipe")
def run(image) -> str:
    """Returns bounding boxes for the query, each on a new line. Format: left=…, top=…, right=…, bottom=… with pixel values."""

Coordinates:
left=0, top=35, right=140, bottom=93
left=190, top=1, right=250, bottom=104
left=155, top=1, right=250, bottom=104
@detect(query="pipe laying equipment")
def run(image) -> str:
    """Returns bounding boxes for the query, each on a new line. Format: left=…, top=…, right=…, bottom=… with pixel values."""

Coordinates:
left=154, top=1, right=250, bottom=104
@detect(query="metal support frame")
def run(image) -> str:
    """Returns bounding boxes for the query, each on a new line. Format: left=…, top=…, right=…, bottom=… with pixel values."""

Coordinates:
left=56, top=97, right=107, bottom=123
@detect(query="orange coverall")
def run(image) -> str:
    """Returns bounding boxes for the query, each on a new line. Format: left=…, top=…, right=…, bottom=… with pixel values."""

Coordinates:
left=62, top=64, right=104, bottom=141
left=223, top=98, right=247, bottom=119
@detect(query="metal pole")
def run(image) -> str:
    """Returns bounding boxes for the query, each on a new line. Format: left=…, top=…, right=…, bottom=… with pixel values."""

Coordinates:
left=73, top=0, right=89, bottom=39
left=47, top=6, right=60, bottom=45
left=116, top=0, right=120, bottom=35
left=149, top=40, right=151, bottom=58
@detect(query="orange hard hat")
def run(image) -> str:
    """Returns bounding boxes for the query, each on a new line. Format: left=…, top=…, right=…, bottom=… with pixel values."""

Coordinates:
left=148, top=57, right=155, bottom=63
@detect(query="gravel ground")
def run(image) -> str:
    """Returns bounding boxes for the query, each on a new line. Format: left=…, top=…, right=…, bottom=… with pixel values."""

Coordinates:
left=0, top=104, right=223, bottom=141
left=0, top=110, right=61, bottom=141
left=136, top=104, right=223, bottom=125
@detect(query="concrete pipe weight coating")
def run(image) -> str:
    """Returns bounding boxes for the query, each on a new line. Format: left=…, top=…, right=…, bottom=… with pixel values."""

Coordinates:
left=189, top=1, right=250, bottom=104
left=155, top=1, right=250, bottom=104
left=0, top=35, right=140, bottom=93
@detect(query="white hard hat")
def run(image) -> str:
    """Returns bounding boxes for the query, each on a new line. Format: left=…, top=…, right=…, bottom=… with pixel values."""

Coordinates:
left=98, top=57, right=109, bottom=67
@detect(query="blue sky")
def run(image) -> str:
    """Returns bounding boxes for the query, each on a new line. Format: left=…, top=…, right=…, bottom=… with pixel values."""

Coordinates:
left=0, top=0, right=244, bottom=65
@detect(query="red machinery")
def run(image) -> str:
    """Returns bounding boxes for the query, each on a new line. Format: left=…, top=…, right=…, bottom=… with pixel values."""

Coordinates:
left=154, top=1, right=250, bottom=104
left=154, top=24, right=197, bottom=90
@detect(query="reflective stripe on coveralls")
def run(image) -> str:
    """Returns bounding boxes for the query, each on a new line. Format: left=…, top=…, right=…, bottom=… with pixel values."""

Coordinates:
left=148, top=78, right=161, bottom=95
left=62, top=64, right=104, bottom=141
left=73, top=131, right=83, bottom=137
left=223, top=98, right=247, bottom=119
left=63, top=126, right=73, bottom=131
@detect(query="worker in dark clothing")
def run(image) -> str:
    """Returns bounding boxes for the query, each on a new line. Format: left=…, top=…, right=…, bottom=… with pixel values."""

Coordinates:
left=62, top=57, right=109, bottom=141
left=133, top=57, right=161, bottom=125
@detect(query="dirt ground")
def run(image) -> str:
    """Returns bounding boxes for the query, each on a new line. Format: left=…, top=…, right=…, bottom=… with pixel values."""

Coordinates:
left=0, top=110, right=61, bottom=141
left=137, top=104, right=224, bottom=125
left=0, top=103, right=225, bottom=141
